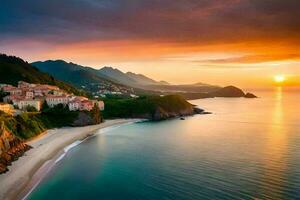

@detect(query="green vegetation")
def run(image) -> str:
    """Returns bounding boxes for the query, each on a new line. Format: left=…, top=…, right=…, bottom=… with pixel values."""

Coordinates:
left=0, top=89, right=8, bottom=102
left=38, top=103, right=79, bottom=128
left=103, top=95, right=193, bottom=119
left=90, top=105, right=102, bottom=124
left=0, top=54, right=86, bottom=96
left=0, top=111, right=46, bottom=139
left=25, top=106, right=38, bottom=112
left=0, top=103, right=102, bottom=140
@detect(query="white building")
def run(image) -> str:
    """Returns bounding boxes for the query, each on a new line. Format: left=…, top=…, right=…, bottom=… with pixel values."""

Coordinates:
left=68, top=100, right=80, bottom=111
left=46, top=95, right=69, bottom=108
left=8, top=88, right=22, bottom=96
left=33, top=89, right=43, bottom=97
left=25, top=91, right=34, bottom=99
left=17, top=100, right=42, bottom=111
left=96, top=101, right=105, bottom=111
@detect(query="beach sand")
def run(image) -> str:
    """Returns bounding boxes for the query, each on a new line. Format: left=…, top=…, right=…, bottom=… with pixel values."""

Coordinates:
left=0, top=119, right=140, bottom=200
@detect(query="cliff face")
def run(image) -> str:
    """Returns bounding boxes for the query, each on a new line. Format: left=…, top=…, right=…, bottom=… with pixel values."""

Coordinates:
left=151, top=106, right=195, bottom=121
left=72, top=111, right=103, bottom=127
left=103, top=95, right=207, bottom=120
left=0, top=122, right=31, bottom=174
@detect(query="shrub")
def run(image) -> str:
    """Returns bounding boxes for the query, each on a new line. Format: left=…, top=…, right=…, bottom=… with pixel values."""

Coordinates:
left=26, top=105, right=38, bottom=112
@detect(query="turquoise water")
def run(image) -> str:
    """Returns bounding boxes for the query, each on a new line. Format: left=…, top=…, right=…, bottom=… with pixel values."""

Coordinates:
left=28, top=88, right=300, bottom=200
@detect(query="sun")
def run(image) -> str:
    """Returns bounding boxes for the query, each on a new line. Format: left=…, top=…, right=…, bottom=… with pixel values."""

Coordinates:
left=274, top=75, right=286, bottom=83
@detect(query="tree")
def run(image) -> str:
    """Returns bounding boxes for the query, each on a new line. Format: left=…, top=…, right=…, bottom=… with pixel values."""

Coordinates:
left=0, top=89, right=9, bottom=102
left=41, top=101, right=50, bottom=113
left=91, top=104, right=102, bottom=124
left=26, top=106, right=38, bottom=112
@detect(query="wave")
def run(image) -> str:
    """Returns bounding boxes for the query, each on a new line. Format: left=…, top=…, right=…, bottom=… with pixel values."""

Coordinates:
left=97, top=119, right=148, bottom=135
left=55, top=140, right=82, bottom=163
left=55, top=120, right=147, bottom=163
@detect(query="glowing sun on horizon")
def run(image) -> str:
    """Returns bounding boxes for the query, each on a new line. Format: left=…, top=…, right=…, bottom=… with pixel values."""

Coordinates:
left=274, top=75, right=286, bottom=83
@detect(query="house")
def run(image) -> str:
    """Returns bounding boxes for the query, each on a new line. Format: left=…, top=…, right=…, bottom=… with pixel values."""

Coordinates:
left=5, top=88, right=22, bottom=96
left=95, top=100, right=105, bottom=111
left=46, top=95, right=69, bottom=107
left=0, top=81, right=104, bottom=113
left=18, top=81, right=34, bottom=88
left=1, top=85, right=17, bottom=93
left=25, top=91, right=34, bottom=99
left=33, top=88, right=44, bottom=96
left=0, top=84, right=8, bottom=89
left=80, top=100, right=94, bottom=111
left=33, top=85, right=51, bottom=96
left=68, top=100, right=81, bottom=111
left=0, top=103, right=14, bottom=115
left=3, top=95, right=24, bottom=104
left=73, top=96, right=88, bottom=101
left=17, top=99, right=42, bottom=111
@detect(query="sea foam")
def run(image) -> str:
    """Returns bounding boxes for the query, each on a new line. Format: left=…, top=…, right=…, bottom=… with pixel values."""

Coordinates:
left=55, top=140, right=82, bottom=163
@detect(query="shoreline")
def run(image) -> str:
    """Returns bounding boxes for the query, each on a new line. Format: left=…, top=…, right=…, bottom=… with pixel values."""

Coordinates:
left=0, top=119, right=141, bottom=200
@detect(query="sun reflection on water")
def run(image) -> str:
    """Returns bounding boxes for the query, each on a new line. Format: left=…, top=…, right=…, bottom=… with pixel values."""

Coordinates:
left=260, top=87, right=288, bottom=199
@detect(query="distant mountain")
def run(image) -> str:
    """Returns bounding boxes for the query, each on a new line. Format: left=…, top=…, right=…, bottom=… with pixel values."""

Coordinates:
left=97, top=67, right=138, bottom=86
left=30, top=59, right=255, bottom=99
left=97, top=67, right=166, bottom=86
left=32, top=60, right=168, bottom=88
left=141, top=83, right=221, bottom=93
left=32, top=60, right=220, bottom=93
left=192, top=82, right=212, bottom=86
left=32, top=60, right=115, bottom=87
left=0, top=54, right=85, bottom=96
left=32, top=60, right=161, bottom=96
left=178, top=86, right=257, bottom=100
left=126, top=72, right=159, bottom=85
left=159, top=81, right=170, bottom=85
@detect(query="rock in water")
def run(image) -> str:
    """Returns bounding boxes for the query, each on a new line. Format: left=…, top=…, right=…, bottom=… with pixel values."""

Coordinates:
left=193, top=107, right=205, bottom=114
left=245, top=93, right=257, bottom=98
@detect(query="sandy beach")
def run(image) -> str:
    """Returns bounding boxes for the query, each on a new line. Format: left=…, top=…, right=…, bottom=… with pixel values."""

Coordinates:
left=0, top=119, right=140, bottom=200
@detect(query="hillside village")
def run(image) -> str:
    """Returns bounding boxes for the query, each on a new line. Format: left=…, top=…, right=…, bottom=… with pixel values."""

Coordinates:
left=0, top=81, right=104, bottom=115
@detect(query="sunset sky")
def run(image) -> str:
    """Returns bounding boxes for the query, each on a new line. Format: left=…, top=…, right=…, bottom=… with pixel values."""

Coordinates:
left=1, top=0, right=299, bottom=87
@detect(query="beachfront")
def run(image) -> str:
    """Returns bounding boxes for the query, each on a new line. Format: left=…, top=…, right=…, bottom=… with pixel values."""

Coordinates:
left=0, top=119, right=140, bottom=200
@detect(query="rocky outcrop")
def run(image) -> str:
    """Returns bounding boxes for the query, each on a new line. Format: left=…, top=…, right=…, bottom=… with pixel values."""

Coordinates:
left=245, top=93, right=257, bottom=98
left=0, top=122, right=31, bottom=174
left=181, top=86, right=257, bottom=100
left=150, top=106, right=208, bottom=121
left=71, top=111, right=103, bottom=127
left=193, top=107, right=205, bottom=114
left=152, top=107, right=192, bottom=121
left=210, top=86, right=245, bottom=97
left=72, top=112, right=93, bottom=126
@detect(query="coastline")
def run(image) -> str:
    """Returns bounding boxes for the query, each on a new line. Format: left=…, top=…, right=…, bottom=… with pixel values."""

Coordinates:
left=0, top=119, right=141, bottom=200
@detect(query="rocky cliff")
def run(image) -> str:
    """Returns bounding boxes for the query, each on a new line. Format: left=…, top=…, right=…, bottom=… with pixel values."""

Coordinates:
left=0, top=122, right=31, bottom=174
left=72, top=111, right=103, bottom=126
left=150, top=105, right=203, bottom=121
left=103, top=95, right=207, bottom=120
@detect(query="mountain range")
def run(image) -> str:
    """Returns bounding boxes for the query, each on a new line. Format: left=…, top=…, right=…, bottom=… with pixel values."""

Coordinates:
left=0, top=54, right=255, bottom=99
left=0, top=54, right=85, bottom=96
left=32, top=60, right=220, bottom=93
left=32, top=60, right=167, bottom=88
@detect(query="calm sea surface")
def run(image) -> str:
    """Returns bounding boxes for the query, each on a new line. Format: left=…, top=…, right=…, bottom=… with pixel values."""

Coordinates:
left=28, top=88, right=300, bottom=200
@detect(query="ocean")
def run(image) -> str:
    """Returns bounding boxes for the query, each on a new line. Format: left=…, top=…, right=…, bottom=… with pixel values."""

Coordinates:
left=27, top=88, right=300, bottom=200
